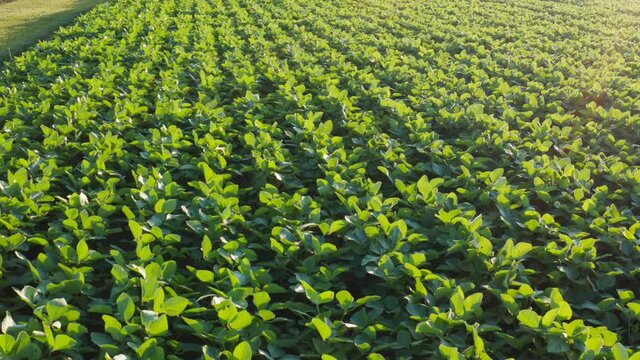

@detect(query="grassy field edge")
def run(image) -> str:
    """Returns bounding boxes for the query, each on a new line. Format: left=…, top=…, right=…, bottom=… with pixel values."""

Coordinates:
left=0, top=0, right=104, bottom=61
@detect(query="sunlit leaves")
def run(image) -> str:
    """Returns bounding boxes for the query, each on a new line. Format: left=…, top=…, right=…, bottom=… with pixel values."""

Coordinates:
left=518, top=310, right=541, bottom=328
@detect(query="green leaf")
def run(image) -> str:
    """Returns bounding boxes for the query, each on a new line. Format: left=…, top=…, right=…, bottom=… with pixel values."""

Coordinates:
left=541, top=308, right=559, bottom=327
left=512, top=242, right=533, bottom=258
left=76, top=240, right=89, bottom=261
left=258, top=310, right=275, bottom=321
left=517, top=310, right=541, bottom=328
left=328, top=220, right=347, bottom=234
left=196, top=270, right=215, bottom=282
left=618, top=290, right=635, bottom=303
left=229, top=310, right=253, bottom=330
left=549, top=288, right=564, bottom=308
left=389, top=220, right=408, bottom=241
left=117, top=293, right=135, bottom=322
left=546, top=335, right=569, bottom=354
left=201, top=235, right=212, bottom=260
left=161, top=296, right=189, bottom=316
left=612, top=343, right=629, bottom=360
left=309, top=317, right=332, bottom=341
left=12, top=331, right=30, bottom=355
left=129, top=220, right=143, bottom=239
left=43, top=324, right=54, bottom=347
left=141, top=310, right=168, bottom=336
left=253, top=292, right=271, bottom=309
left=160, top=199, right=177, bottom=213
left=377, top=214, right=390, bottom=233
left=500, top=293, right=519, bottom=314
left=450, top=288, right=465, bottom=316
left=244, top=133, right=255, bottom=146
left=318, top=291, right=335, bottom=304
left=46, top=298, right=68, bottom=322
left=0, top=334, right=15, bottom=354
left=439, top=344, right=461, bottom=360
left=556, top=301, right=572, bottom=321
left=154, top=199, right=166, bottom=213
left=355, top=295, right=381, bottom=307
left=137, top=338, right=159, bottom=358
left=52, top=334, right=76, bottom=352
left=232, top=341, right=252, bottom=360
left=336, top=290, right=354, bottom=309
left=300, top=281, right=320, bottom=304
left=472, top=329, right=485, bottom=357
left=518, top=284, right=535, bottom=297
left=463, top=293, right=483, bottom=315
left=111, top=264, right=129, bottom=283
left=627, top=302, right=640, bottom=318
left=416, top=175, right=431, bottom=197
left=476, top=236, right=493, bottom=255
left=103, top=315, right=122, bottom=336
left=153, top=287, right=165, bottom=313
left=148, top=314, right=168, bottom=336
left=585, top=335, right=603, bottom=353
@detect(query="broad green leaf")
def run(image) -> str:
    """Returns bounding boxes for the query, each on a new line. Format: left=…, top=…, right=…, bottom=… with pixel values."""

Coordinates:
left=556, top=301, right=572, bottom=321
left=258, top=310, right=275, bottom=321
left=117, top=293, right=135, bottom=322
left=128, top=221, right=143, bottom=239
left=517, top=310, right=540, bottom=328
left=439, top=344, right=461, bottom=360
left=253, top=292, right=270, bottom=309
left=613, top=343, right=630, bottom=360
left=542, top=308, right=559, bottom=327
left=627, top=302, right=640, bottom=318
left=229, top=311, right=253, bottom=330
left=512, top=242, right=532, bottom=258
left=309, top=317, right=331, bottom=341
left=53, top=334, right=76, bottom=352
left=463, top=293, right=483, bottom=315
left=336, top=290, right=354, bottom=309
left=618, top=290, right=635, bottom=303
left=148, top=314, right=168, bottom=336
left=161, top=296, right=189, bottom=316
left=76, top=240, right=89, bottom=261
left=46, top=298, right=68, bottom=322
left=477, top=236, right=493, bottom=255
left=232, top=341, right=252, bottom=360
left=103, top=315, right=122, bottom=336
left=196, top=270, right=215, bottom=283
left=0, top=334, right=15, bottom=354
left=318, top=291, right=335, bottom=304
left=328, top=220, right=347, bottom=234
